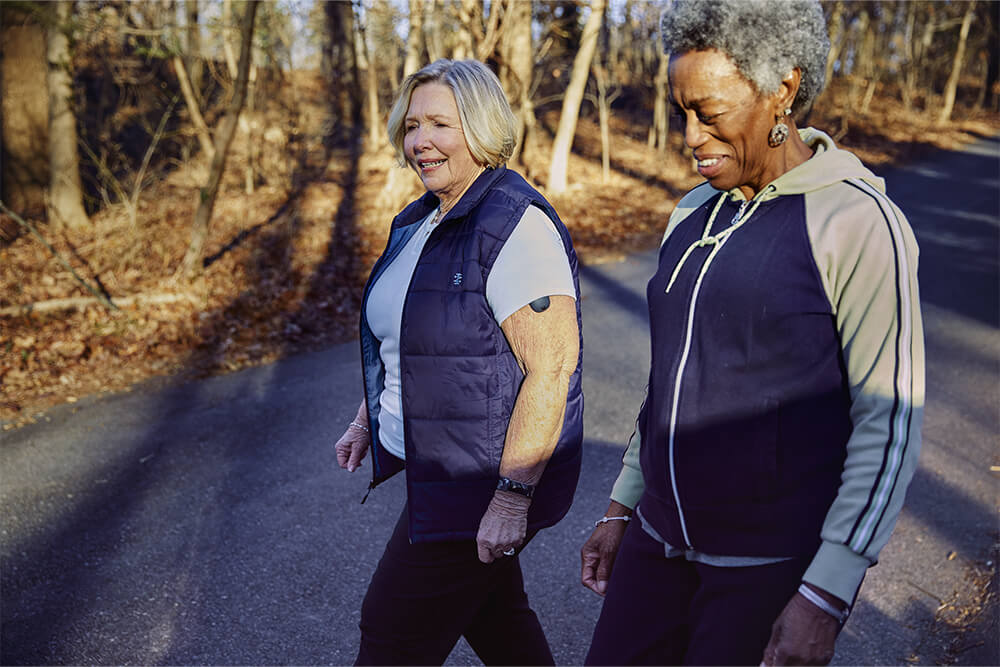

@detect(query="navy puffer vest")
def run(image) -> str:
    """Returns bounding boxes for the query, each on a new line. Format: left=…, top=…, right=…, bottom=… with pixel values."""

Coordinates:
left=360, top=166, right=584, bottom=543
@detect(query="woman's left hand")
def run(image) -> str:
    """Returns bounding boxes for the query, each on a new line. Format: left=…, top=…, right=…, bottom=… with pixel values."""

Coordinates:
left=476, top=490, right=531, bottom=563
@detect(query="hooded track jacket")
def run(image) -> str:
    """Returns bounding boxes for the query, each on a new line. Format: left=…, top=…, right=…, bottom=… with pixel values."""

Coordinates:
left=360, top=166, right=584, bottom=544
left=610, top=129, right=925, bottom=603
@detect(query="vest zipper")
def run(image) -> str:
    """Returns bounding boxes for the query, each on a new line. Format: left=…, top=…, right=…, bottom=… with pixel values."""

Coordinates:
left=359, top=214, right=430, bottom=498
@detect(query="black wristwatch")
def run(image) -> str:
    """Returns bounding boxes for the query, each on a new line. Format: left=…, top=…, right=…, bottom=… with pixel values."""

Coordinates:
left=496, top=476, right=535, bottom=499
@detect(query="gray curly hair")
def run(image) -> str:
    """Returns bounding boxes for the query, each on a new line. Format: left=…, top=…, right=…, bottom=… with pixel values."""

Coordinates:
left=660, top=0, right=830, bottom=115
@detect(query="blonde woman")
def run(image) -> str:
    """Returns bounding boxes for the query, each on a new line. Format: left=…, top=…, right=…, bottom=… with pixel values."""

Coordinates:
left=335, top=59, right=583, bottom=665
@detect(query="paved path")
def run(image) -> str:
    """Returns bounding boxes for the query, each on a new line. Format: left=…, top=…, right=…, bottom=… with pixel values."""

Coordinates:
left=2, top=135, right=998, bottom=665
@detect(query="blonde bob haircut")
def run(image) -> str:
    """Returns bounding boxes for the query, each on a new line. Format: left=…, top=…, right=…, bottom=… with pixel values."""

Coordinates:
left=387, top=59, right=518, bottom=169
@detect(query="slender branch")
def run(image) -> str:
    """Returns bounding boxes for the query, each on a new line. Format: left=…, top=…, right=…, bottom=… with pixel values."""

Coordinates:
left=0, top=292, right=198, bottom=317
left=78, top=138, right=129, bottom=206
left=131, top=95, right=179, bottom=220
left=0, top=202, right=118, bottom=311
left=172, top=55, right=215, bottom=160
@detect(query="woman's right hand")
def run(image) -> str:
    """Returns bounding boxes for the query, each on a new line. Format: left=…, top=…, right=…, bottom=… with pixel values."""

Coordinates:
left=581, top=501, right=632, bottom=596
left=336, top=399, right=371, bottom=472
left=335, top=425, right=370, bottom=472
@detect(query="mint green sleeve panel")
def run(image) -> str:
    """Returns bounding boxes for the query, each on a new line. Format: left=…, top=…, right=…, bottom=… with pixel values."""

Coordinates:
left=660, top=183, right=719, bottom=245
left=802, top=181, right=925, bottom=603
left=610, top=414, right=645, bottom=508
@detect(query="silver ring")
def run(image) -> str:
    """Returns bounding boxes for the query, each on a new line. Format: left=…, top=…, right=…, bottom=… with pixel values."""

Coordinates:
left=502, top=548, right=516, bottom=556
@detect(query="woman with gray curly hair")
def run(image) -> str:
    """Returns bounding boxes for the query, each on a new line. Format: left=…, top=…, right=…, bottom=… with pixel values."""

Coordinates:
left=580, top=1, right=924, bottom=664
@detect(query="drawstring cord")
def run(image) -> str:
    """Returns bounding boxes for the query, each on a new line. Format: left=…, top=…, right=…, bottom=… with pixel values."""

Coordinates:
left=665, top=187, right=773, bottom=293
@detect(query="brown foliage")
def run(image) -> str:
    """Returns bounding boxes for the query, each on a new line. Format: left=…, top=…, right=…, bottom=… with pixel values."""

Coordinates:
left=2, top=70, right=998, bottom=430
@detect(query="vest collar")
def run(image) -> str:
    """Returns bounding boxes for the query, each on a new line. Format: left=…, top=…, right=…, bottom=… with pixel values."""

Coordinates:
left=395, top=166, right=508, bottom=230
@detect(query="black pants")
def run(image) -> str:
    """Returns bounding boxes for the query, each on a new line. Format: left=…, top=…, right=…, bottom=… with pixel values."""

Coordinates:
left=585, top=519, right=812, bottom=666
left=356, top=505, right=554, bottom=666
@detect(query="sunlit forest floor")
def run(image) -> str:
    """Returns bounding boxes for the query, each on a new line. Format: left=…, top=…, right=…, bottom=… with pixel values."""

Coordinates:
left=3, top=72, right=998, bottom=429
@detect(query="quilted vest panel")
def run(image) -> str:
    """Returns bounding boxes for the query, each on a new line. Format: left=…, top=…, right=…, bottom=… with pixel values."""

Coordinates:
left=361, top=167, right=583, bottom=543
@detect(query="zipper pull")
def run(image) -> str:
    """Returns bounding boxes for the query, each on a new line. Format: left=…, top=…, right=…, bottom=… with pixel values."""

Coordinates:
left=361, top=481, right=375, bottom=504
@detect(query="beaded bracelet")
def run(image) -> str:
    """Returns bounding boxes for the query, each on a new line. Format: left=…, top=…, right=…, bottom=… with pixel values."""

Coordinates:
left=349, top=421, right=369, bottom=433
left=594, top=515, right=631, bottom=527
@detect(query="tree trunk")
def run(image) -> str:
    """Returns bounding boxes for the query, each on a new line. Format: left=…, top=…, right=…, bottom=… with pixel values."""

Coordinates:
left=985, top=20, right=1000, bottom=111
left=356, top=4, right=383, bottom=147
left=594, top=64, right=612, bottom=183
left=424, top=0, right=443, bottom=63
left=502, top=0, right=535, bottom=167
left=222, top=0, right=239, bottom=79
left=848, top=10, right=871, bottom=108
left=173, top=55, right=215, bottom=160
left=452, top=0, right=481, bottom=60
left=547, top=0, right=606, bottom=194
left=823, top=0, right=845, bottom=92
left=403, top=0, right=425, bottom=78
left=1, top=4, right=49, bottom=217
left=46, top=0, right=89, bottom=231
left=648, top=48, right=669, bottom=152
left=901, top=0, right=917, bottom=111
left=184, top=0, right=203, bottom=104
left=477, top=0, right=503, bottom=61
left=937, top=0, right=976, bottom=125
left=325, top=0, right=362, bottom=129
left=179, top=0, right=259, bottom=279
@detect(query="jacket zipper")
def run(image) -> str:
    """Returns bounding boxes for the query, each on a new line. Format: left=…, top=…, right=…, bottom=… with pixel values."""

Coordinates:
left=664, top=189, right=771, bottom=549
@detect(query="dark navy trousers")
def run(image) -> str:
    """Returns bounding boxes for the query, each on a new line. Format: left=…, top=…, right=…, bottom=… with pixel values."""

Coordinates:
left=356, top=505, right=553, bottom=666
left=586, top=518, right=814, bottom=666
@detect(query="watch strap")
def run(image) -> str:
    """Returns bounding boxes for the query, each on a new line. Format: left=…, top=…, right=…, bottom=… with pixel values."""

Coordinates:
left=496, top=476, right=535, bottom=498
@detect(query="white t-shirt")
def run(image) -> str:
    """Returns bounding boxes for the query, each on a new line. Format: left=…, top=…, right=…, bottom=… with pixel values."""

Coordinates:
left=365, top=205, right=576, bottom=460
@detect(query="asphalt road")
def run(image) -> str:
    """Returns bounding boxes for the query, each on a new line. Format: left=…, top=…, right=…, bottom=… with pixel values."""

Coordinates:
left=2, top=135, right=998, bottom=665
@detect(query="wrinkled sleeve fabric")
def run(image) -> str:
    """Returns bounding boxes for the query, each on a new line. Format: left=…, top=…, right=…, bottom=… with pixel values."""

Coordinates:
left=802, top=180, right=925, bottom=604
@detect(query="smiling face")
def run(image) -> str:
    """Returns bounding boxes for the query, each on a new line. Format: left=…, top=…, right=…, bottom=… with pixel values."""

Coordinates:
left=669, top=49, right=785, bottom=200
left=403, top=82, right=483, bottom=210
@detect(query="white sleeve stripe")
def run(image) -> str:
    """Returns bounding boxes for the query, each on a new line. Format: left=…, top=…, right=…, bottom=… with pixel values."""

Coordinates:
left=843, top=178, right=917, bottom=553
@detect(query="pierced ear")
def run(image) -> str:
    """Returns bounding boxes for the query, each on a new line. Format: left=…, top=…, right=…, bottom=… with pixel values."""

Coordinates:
left=776, top=67, right=802, bottom=115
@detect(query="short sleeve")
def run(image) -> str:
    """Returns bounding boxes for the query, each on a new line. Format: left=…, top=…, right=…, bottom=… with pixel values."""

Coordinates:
left=486, top=205, right=576, bottom=325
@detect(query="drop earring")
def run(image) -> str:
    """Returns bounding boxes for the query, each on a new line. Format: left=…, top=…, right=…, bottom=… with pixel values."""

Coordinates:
left=768, top=108, right=792, bottom=148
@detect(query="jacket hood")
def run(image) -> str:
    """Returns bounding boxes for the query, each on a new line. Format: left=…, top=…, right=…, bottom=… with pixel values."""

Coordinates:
left=729, top=127, right=886, bottom=201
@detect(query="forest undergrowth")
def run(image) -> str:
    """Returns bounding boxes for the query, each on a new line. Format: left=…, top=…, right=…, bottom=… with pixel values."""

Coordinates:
left=2, top=72, right=998, bottom=429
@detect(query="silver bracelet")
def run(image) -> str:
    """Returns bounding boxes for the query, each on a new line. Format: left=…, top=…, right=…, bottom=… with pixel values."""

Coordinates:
left=797, top=584, right=850, bottom=624
left=349, top=421, right=369, bottom=433
left=594, top=515, right=631, bottom=527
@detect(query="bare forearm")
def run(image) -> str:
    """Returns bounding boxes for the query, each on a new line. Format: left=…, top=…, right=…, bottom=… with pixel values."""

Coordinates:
left=499, top=369, right=571, bottom=484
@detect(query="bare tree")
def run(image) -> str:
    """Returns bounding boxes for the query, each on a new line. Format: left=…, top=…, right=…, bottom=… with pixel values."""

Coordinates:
left=46, top=0, right=90, bottom=231
left=321, top=0, right=362, bottom=135
left=938, top=0, right=977, bottom=124
left=648, top=48, right=669, bottom=152
left=356, top=0, right=383, bottom=146
left=424, top=0, right=444, bottom=63
left=547, top=0, right=606, bottom=194
left=500, top=0, right=536, bottom=167
left=184, top=0, right=203, bottom=104
left=452, top=0, right=481, bottom=60
left=592, top=63, right=620, bottom=183
left=823, top=0, right=845, bottom=94
left=178, top=0, right=260, bottom=279
left=1, top=3, right=49, bottom=218
left=403, top=0, right=425, bottom=78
